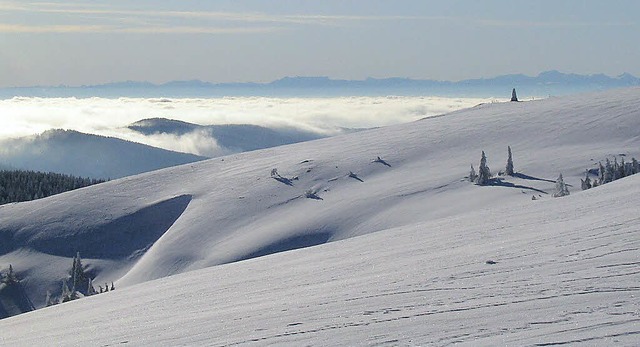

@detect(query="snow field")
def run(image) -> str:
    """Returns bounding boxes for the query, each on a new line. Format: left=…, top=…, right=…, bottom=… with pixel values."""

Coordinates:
left=1, top=87, right=639, bottom=344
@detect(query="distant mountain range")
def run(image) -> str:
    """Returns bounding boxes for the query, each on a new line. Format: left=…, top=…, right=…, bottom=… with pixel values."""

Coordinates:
left=2, top=71, right=638, bottom=98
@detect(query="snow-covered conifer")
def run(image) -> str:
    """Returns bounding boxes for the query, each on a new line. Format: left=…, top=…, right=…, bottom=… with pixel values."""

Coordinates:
left=45, top=290, right=56, bottom=307
left=617, top=157, right=626, bottom=179
left=553, top=173, right=570, bottom=197
left=476, top=151, right=491, bottom=185
left=598, top=162, right=605, bottom=184
left=604, top=158, right=614, bottom=184
left=69, top=251, right=87, bottom=294
left=468, top=164, right=477, bottom=182
left=613, top=158, right=622, bottom=181
left=632, top=157, right=639, bottom=174
left=60, top=280, right=72, bottom=303
left=624, top=158, right=633, bottom=176
left=8, top=264, right=15, bottom=282
left=3, top=264, right=18, bottom=283
left=581, top=170, right=592, bottom=190
left=505, top=146, right=514, bottom=176
left=581, top=171, right=592, bottom=190
left=87, top=278, right=96, bottom=296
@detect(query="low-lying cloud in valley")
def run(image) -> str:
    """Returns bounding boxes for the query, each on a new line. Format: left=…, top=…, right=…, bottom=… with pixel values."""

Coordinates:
left=1, top=96, right=500, bottom=156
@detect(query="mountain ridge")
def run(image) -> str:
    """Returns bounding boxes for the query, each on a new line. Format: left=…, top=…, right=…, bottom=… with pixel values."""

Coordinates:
left=2, top=71, right=638, bottom=98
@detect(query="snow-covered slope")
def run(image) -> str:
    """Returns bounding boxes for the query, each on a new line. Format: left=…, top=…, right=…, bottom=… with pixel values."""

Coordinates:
left=0, top=88, right=639, bottom=328
left=1, top=164, right=639, bottom=345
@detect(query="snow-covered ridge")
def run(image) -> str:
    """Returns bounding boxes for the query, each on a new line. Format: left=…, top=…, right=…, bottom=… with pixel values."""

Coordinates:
left=0, top=88, right=639, bottom=327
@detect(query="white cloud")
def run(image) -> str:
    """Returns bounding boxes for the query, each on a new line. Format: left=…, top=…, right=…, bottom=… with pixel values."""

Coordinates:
left=0, top=96, right=500, bottom=155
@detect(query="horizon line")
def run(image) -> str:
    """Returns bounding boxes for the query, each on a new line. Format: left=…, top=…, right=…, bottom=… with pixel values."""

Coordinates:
left=2, top=70, right=638, bottom=90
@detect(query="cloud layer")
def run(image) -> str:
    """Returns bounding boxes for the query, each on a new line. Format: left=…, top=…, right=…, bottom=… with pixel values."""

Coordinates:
left=0, top=96, right=500, bottom=156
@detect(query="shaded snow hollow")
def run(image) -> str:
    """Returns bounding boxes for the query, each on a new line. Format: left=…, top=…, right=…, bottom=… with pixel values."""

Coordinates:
left=0, top=88, right=639, bottom=345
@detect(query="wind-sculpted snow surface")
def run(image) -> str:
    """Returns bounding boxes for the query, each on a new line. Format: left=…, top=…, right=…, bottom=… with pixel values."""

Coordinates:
left=0, top=88, right=639, bottom=323
left=15, top=194, right=192, bottom=260
left=0, top=173, right=638, bottom=345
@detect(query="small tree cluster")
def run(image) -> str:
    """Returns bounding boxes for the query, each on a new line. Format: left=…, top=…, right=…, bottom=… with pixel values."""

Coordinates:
left=47, top=252, right=115, bottom=306
left=583, top=156, right=639, bottom=190
left=1, top=265, right=36, bottom=313
left=469, top=147, right=515, bottom=185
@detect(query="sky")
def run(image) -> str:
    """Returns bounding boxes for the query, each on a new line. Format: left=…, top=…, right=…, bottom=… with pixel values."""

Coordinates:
left=0, top=0, right=639, bottom=88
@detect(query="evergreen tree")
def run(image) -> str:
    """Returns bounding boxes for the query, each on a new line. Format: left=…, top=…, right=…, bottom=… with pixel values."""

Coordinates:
left=7, top=264, right=16, bottom=283
left=553, top=173, right=570, bottom=197
left=505, top=146, right=514, bottom=176
left=612, top=158, right=622, bottom=181
left=604, top=158, right=614, bottom=183
left=617, top=157, right=627, bottom=179
left=510, top=88, right=518, bottom=102
left=476, top=151, right=491, bottom=185
left=60, top=279, right=72, bottom=303
left=69, top=252, right=86, bottom=293
left=598, top=162, right=605, bottom=184
left=581, top=171, right=592, bottom=190
left=87, top=278, right=97, bottom=296
left=45, top=290, right=56, bottom=307
left=632, top=157, right=639, bottom=175
left=624, top=158, right=634, bottom=176
left=2, top=264, right=19, bottom=284
left=468, top=164, right=477, bottom=182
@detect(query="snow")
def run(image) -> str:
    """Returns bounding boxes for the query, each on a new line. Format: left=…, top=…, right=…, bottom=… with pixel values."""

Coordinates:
left=0, top=87, right=639, bottom=345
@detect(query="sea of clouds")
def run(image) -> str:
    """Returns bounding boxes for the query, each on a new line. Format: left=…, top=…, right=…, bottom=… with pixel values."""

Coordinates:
left=0, top=96, right=501, bottom=156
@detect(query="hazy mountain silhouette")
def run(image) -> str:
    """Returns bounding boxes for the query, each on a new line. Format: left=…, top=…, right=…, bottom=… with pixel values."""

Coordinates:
left=2, top=71, right=638, bottom=98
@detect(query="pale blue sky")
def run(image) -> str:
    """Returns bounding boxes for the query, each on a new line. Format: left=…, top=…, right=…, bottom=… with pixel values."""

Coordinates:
left=1, top=0, right=638, bottom=87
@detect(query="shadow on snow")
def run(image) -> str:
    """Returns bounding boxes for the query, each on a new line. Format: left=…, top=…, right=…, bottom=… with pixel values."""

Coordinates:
left=18, top=194, right=192, bottom=260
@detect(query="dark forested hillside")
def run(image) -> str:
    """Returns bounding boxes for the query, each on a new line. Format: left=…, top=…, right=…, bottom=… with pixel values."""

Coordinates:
left=0, top=170, right=105, bottom=205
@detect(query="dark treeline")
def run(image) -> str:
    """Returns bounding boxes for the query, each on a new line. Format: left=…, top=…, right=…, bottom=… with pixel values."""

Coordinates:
left=0, top=170, right=106, bottom=205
